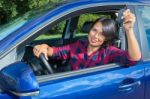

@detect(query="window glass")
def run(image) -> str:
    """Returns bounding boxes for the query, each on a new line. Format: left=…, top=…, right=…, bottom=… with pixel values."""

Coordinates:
left=137, top=6, right=150, bottom=50
left=0, top=0, right=75, bottom=41
left=24, top=11, right=118, bottom=76
left=35, top=20, right=66, bottom=40
left=75, top=13, right=111, bottom=38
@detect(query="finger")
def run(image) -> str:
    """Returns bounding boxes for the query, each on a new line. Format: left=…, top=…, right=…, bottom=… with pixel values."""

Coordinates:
left=37, top=49, right=48, bottom=60
left=124, top=16, right=135, bottom=22
left=123, top=9, right=130, bottom=16
left=36, top=50, right=42, bottom=58
left=125, top=13, right=135, bottom=18
left=124, top=15, right=135, bottom=21
left=123, top=15, right=135, bottom=22
left=33, top=48, right=39, bottom=58
left=123, top=9, right=130, bottom=15
left=33, top=46, right=39, bottom=53
left=123, top=13, right=133, bottom=19
left=43, top=52, right=48, bottom=60
left=123, top=10, right=135, bottom=19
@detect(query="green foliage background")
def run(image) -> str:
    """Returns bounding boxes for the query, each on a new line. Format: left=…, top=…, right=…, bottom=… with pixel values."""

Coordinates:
left=0, top=0, right=109, bottom=35
left=0, top=0, right=64, bottom=24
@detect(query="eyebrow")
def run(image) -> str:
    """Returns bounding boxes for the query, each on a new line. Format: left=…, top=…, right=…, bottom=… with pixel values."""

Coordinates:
left=93, top=27, right=103, bottom=34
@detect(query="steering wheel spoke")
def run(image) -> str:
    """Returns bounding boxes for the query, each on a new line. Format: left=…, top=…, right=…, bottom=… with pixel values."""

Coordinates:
left=39, top=53, right=54, bottom=74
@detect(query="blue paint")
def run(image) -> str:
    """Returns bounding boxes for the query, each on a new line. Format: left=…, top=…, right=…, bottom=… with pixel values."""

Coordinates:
left=0, top=62, right=39, bottom=93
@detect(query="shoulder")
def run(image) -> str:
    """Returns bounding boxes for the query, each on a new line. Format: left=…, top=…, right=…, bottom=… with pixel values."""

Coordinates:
left=107, top=45, right=121, bottom=51
left=104, top=45, right=124, bottom=55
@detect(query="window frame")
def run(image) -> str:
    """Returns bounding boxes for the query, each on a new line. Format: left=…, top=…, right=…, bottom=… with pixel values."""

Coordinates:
left=134, top=5, right=150, bottom=61
left=30, top=4, right=129, bottom=83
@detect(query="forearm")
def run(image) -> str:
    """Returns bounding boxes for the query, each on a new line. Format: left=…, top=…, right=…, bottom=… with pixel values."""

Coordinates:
left=47, top=44, right=72, bottom=60
left=126, top=29, right=141, bottom=61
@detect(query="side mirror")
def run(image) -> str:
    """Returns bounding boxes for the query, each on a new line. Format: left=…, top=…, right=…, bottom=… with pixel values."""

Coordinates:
left=0, top=62, right=39, bottom=96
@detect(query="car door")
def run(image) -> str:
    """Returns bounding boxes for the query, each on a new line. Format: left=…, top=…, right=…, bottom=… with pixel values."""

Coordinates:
left=30, top=63, right=144, bottom=99
left=0, top=64, right=145, bottom=99
left=31, top=5, right=145, bottom=99
left=135, top=5, right=150, bottom=99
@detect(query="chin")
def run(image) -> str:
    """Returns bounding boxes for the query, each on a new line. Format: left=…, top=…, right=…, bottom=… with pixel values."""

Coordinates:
left=90, top=42, right=102, bottom=47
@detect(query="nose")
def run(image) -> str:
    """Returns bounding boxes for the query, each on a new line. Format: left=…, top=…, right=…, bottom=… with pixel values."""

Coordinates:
left=95, top=32, right=99, bottom=38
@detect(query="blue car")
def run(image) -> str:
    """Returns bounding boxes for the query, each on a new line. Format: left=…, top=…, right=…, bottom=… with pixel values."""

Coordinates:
left=0, top=0, right=150, bottom=99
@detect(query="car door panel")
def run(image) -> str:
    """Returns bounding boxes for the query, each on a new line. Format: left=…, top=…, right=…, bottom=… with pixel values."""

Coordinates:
left=32, top=64, right=144, bottom=99
left=0, top=93, right=12, bottom=99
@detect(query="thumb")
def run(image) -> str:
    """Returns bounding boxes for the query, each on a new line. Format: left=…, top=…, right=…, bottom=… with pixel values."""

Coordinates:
left=44, top=52, right=48, bottom=60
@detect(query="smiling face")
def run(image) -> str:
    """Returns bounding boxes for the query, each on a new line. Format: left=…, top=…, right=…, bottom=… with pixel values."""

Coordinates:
left=88, top=22, right=106, bottom=47
left=88, top=18, right=117, bottom=49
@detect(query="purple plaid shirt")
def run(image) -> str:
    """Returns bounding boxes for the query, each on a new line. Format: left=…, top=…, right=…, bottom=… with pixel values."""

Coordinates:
left=52, top=40, right=137, bottom=70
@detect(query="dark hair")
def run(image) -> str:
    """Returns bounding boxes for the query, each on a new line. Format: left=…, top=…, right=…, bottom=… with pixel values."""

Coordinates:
left=91, top=17, right=118, bottom=46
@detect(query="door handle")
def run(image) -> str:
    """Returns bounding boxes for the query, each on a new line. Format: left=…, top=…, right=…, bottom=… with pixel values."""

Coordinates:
left=118, top=79, right=141, bottom=92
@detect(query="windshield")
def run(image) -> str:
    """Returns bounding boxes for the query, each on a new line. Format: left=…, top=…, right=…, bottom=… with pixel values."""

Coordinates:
left=0, top=0, right=74, bottom=41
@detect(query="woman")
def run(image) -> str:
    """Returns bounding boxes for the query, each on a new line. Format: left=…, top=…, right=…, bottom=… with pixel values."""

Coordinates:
left=33, top=9, right=141, bottom=70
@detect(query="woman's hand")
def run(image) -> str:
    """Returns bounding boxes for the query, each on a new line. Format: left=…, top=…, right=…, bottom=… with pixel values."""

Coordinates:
left=123, top=9, right=136, bottom=32
left=33, top=44, right=49, bottom=60
left=122, top=9, right=141, bottom=61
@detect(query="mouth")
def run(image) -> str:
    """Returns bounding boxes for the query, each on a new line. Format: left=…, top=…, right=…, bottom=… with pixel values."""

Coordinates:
left=91, top=38, right=99, bottom=43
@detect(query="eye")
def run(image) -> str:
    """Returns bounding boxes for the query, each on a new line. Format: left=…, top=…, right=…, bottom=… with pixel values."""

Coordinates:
left=91, top=28, right=97, bottom=33
left=99, top=32, right=103, bottom=35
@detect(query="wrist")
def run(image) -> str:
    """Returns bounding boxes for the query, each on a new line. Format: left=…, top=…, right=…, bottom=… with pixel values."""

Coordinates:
left=125, top=28, right=134, bottom=34
left=47, top=46, right=53, bottom=57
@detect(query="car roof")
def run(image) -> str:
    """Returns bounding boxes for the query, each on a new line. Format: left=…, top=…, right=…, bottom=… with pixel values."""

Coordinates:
left=0, top=0, right=149, bottom=58
left=74, top=0, right=150, bottom=4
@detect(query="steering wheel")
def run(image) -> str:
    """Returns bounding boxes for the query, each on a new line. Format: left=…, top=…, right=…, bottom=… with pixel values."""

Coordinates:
left=26, top=45, right=54, bottom=74
left=39, top=53, right=54, bottom=74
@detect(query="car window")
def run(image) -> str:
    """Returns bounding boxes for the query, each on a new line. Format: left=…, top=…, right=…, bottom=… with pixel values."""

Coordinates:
left=0, top=0, right=75, bottom=41
left=137, top=6, right=150, bottom=50
left=23, top=11, right=119, bottom=76
left=35, top=20, right=66, bottom=40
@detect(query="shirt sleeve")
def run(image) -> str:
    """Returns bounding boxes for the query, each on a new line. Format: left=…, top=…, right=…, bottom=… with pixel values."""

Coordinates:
left=108, top=46, right=140, bottom=66
left=51, top=41, right=79, bottom=60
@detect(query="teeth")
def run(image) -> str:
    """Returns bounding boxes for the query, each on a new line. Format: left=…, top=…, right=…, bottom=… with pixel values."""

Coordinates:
left=92, top=39, right=97, bottom=43
left=92, top=39, right=97, bottom=42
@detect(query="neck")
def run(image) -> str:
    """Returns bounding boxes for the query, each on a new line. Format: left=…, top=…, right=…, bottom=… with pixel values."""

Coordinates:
left=87, top=44, right=100, bottom=55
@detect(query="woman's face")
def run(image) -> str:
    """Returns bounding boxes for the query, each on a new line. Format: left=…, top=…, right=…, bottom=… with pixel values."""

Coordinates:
left=88, top=22, right=106, bottom=47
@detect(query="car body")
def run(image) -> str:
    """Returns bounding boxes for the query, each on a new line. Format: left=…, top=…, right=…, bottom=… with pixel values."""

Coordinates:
left=0, top=0, right=150, bottom=99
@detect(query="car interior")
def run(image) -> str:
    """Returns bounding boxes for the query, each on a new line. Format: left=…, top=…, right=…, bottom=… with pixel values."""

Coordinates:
left=16, top=6, right=126, bottom=76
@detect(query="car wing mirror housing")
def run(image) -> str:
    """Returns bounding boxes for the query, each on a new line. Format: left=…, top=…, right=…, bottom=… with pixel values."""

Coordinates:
left=0, top=62, right=39, bottom=96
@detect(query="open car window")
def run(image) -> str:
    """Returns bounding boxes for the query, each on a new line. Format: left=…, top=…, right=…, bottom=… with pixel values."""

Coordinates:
left=21, top=7, right=124, bottom=76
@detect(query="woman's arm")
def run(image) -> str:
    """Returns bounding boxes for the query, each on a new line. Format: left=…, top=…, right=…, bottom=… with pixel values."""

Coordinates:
left=33, top=40, right=79, bottom=60
left=123, top=9, right=141, bottom=61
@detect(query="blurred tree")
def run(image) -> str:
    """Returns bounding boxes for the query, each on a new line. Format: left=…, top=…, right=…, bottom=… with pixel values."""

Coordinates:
left=0, top=0, right=65, bottom=25
left=0, top=0, right=109, bottom=35
left=0, top=0, right=18, bottom=24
